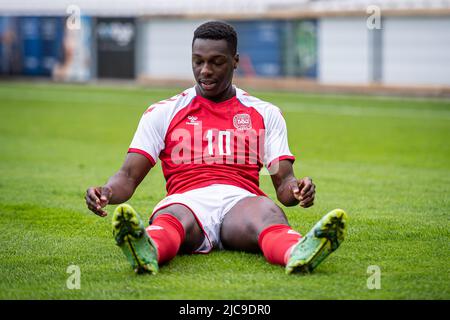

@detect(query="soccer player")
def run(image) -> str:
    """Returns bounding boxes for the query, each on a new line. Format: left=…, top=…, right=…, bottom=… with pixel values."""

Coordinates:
left=85, top=21, right=347, bottom=275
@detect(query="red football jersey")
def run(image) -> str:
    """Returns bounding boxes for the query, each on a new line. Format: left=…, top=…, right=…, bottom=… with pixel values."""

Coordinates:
left=129, top=86, right=295, bottom=196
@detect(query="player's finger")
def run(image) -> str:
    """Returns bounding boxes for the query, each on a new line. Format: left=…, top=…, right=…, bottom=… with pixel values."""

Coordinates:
left=86, top=188, right=107, bottom=217
left=93, top=209, right=107, bottom=217
left=95, top=208, right=108, bottom=217
left=303, top=201, right=314, bottom=208
left=300, top=195, right=315, bottom=207
left=293, top=193, right=302, bottom=201
left=300, top=199, right=314, bottom=208
left=87, top=203, right=107, bottom=217
left=86, top=202, right=96, bottom=213
left=300, top=178, right=313, bottom=196
left=87, top=187, right=100, bottom=204
left=288, top=180, right=299, bottom=194
left=300, top=187, right=315, bottom=201
left=85, top=193, right=99, bottom=209
left=293, top=179, right=304, bottom=194
left=99, top=186, right=112, bottom=206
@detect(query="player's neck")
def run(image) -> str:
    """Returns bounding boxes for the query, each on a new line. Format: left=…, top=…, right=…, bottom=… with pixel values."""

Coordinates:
left=196, top=84, right=236, bottom=104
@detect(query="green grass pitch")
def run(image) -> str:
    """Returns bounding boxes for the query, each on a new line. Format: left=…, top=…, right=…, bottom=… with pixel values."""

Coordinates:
left=0, top=81, right=449, bottom=299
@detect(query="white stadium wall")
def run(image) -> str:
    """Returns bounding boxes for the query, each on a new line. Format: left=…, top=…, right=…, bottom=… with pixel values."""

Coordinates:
left=134, top=15, right=450, bottom=91
left=318, top=17, right=371, bottom=85
left=136, top=19, right=207, bottom=80
left=382, top=16, right=450, bottom=86
left=2, top=0, right=450, bottom=93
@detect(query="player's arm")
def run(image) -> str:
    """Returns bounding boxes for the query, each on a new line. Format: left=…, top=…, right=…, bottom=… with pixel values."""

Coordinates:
left=85, top=153, right=153, bottom=217
left=270, top=159, right=315, bottom=208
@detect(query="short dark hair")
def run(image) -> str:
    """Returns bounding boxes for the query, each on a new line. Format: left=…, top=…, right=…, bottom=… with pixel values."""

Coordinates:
left=193, top=21, right=237, bottom=55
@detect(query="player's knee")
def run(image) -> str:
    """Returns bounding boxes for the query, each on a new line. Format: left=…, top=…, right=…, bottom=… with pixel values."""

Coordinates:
left=246, top=197, right=288, bottom=233
left=220, top=196, right=289, bottom=251
left=152, top=205, right=197, bottom=233
left=256, top=196, right=287, bottom=219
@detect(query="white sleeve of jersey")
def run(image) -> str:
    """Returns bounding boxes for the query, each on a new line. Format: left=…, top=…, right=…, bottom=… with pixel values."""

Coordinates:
left=264, top=106, right=295, bottom=168
left=128, top=106, right=167, bottom=166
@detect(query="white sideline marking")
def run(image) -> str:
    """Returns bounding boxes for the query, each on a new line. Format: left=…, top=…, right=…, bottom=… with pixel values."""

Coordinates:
left=1, top=87, right=449, bottom=120
left=280, top=103, right=450, bottom=120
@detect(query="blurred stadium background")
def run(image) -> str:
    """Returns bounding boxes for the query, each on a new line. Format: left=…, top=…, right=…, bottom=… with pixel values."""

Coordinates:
left=1, top=0, right=450, bottom=95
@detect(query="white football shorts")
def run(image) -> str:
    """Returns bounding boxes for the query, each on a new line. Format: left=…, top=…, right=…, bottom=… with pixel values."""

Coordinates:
left=150, top=184, right=257, bottom=253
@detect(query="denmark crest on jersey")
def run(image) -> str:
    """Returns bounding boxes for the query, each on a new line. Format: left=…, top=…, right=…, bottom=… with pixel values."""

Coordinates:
left=233, top=113, right=252, bottom=131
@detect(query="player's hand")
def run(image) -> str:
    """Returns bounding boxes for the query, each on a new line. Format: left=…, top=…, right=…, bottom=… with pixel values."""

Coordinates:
left=85, top=186, right=112, bottom=217
left=291, top=177, right=315, bottom=208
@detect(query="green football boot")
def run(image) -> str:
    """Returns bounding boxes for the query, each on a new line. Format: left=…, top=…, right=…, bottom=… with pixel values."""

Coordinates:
left=112, top=203, right=159, bottom=274
left=286, top=209, right=348, bottom=274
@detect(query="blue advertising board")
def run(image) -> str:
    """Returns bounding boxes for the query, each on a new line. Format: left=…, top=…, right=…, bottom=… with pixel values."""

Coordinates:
left=18, top=17, right=42, bottom=75
left=230, top=20, right=283, bottom=77
left=16, top=16, right=64, bottom=76
left=40, top=17, right=64, bottom=76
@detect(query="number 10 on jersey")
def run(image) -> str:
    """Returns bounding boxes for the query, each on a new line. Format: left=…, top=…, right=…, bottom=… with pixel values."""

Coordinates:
left=206, top=129, right=231, bottom=156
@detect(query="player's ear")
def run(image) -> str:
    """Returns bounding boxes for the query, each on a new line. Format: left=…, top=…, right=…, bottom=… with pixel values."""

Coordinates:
left=233, top=53, right=239, bottom=70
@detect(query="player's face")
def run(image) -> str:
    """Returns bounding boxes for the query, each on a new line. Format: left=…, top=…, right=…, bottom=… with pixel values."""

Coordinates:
left=192, top=38, right=239, bottom=102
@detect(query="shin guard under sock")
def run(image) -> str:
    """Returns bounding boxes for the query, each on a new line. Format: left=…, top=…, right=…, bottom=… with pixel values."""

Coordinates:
left=146, top=214, right=185, bottom=264
left=258, top=224, right=302, bottom=266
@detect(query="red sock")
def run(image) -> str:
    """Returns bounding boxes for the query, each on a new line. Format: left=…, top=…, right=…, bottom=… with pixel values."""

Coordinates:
left=146, top=214, right=185, bottom=264
left=258, top=224, right=302, bottom=266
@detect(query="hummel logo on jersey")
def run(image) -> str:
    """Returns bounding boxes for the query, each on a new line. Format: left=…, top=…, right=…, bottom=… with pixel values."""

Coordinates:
left=186, top=115, right=199, bottom=125
left=143, top=106, right=155, bottom=115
